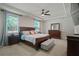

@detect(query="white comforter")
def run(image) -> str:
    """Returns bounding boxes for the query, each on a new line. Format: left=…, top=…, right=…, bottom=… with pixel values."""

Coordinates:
left=21, top=34, right=49, bottom=45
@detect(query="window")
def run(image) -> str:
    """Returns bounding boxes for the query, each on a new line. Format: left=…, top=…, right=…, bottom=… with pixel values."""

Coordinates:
left=34, top=19, right=40, bottom=32
left=6, top=12, right=19, bottom=33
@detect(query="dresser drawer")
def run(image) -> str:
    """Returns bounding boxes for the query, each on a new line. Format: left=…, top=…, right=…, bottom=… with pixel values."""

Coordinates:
left=8, top=35, right=19, bottom=45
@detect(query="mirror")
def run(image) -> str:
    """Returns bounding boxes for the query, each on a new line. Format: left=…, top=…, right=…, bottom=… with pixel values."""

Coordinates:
left=51, top=23, right=60, bottom=30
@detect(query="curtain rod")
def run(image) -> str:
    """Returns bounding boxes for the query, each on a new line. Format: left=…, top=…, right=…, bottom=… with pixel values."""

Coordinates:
left=0, top=9, right=22, bottom=16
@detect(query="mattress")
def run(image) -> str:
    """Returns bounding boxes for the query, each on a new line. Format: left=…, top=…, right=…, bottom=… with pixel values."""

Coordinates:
left=27, top=34, right=49, bottom=38
left=21, top=34, right=49, bottom=45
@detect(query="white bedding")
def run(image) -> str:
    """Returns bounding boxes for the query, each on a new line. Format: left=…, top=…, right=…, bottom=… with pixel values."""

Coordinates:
left=21, top=34, right=49, bottom=45
left=28, top=34, right=49, bottom=38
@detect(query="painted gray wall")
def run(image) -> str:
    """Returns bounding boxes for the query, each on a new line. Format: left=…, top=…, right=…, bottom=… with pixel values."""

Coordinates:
left=0, top=3, right=78, bottom=40
left=43, top=17, right=74, bottom=33
left=72, top=13, right=79, bottom=26
left=71, top=3, right=79, bottom=26
left=42, top=3, right=79, bottom=39
left=42, top=3, right=75, bottom=39
left=70, top=3, right=79, bottom=34
left=43, top=16, right=74, bottom=39
left=0, top=4, right=43, bottom=32
left=71, top=3, right=79, bottom=13
left=19, top=16, right=34, bottom=27
left=19, top=15, right=43, bottom=32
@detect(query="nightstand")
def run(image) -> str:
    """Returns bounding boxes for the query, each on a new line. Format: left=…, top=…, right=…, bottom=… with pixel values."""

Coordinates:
left=8, top=34, right=20, bottom=45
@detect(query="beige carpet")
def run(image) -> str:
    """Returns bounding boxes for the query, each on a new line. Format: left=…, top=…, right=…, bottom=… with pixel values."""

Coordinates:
left=0, top=39, right=67, bottom=56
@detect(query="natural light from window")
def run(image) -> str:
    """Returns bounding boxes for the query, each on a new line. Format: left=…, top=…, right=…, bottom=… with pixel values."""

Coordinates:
left=34, top=19, right=40, bottom=32
left=6, top=12, right=19, bottom=34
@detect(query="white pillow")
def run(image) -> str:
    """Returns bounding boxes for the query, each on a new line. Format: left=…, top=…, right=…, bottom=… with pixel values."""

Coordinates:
left=22, top=31, right=30, bottom=35
left=30, top=30, right=36, bottom=35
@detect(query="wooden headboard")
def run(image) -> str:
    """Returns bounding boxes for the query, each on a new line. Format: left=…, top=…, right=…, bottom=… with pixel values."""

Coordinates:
left=20, top=27, right=35, bottom=31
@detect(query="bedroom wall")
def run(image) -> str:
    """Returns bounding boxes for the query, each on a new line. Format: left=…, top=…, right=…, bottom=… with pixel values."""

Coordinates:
left=43, top=17, right=74, bottom=39
left=0, top=3, right=76, bottom=40
left=0, top=4, right=35, bottom=28
left=71, top=3, right=79, bottom=26
left=42, top=3, right=75, bottom=39
left=0, top=11, right=43, bottom=36
left=71, top=3, right=79, bottom=34
left=0, top=4, right=44, bottom=32
left=40, top=21, right=45, bottom=33
left=19, top=15, right=43, bottom=32
left=19, top=16, right=34, bottom=27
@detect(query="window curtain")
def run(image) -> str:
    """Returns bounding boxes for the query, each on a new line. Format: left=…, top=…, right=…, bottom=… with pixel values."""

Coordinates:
left=0, top=10, right=8, bottom=46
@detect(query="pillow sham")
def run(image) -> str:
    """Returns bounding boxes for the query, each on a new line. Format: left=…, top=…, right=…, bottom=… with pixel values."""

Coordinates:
left=30, top=30, right=36, bottom=35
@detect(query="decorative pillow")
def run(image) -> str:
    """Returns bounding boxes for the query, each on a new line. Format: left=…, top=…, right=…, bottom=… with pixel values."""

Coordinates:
left=22, top=31, right=30, bottom=35
left=30, top=30, right=36, bottom=35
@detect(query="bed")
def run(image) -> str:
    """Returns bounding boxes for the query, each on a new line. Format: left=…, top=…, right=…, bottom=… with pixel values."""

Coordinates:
left=19, top=27, right=49, bottom=50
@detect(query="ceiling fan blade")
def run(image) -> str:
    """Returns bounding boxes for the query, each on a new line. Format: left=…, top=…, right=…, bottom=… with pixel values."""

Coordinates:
left=41, top=9, right=50, bottom=16
left=42, top=9, right=44, bottom=11
left=45, top=10, right=50, bottom=14
left=41, top=9, right=45, bottom=14
left=44, top=13, right=50, bottom=15
left=42, top=11, right=44, bottom=14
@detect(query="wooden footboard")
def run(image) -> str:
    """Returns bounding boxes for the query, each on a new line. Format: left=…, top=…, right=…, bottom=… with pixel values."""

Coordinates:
left=34, top=36, right=49, bottom=50
left=21, top=36, right=49, bottom=50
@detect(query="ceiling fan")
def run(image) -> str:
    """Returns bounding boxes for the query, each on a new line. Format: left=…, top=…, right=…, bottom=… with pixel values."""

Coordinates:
left=41, top=9, right=50, bottom=16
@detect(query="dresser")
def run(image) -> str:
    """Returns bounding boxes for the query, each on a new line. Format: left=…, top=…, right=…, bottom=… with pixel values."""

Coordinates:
left=8, top=34, right=20, bottom=45
left=48, top=30, right=61, bottom=39
left=67, top=35, right=79, bottom=56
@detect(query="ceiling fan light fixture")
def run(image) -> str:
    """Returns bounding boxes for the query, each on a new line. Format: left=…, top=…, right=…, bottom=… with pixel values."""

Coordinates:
left=41, top=14, right=44, bottom=16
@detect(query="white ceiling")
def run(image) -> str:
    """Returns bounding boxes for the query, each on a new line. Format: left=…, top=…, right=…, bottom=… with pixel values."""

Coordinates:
left=4, top=3, right=67, bottom=20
